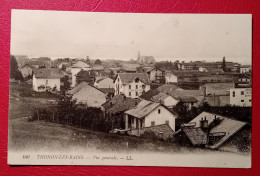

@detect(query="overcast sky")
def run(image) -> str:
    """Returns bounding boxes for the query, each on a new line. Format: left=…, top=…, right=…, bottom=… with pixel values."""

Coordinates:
left=11, top=10, right=252, bottom=64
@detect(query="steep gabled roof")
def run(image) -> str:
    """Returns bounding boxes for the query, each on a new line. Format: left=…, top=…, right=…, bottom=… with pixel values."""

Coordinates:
left=125, top=100, right=161, bottom=119
left=107, top=97, right=140, bottom=114
left=207, top=118, right=247, bottom=149
left=182, top=127, right=208, bottom=145
left=71, top=61, right=90, bottom=68
left=116, top=73, right=150, bottom=85
left=139, top=89, right=160, bottom=100
left=34, top=68, right=64, bottom=79
left=68, top=82, right=89, bottom=95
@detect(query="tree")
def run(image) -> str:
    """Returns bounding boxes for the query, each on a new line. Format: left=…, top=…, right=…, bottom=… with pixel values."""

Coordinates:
left=222, top=56, right=226, bottom=72
left=61, top=75, right=71, bottom=94
left=57, top=95, right=77, bottom=123
left=94, top=59, right=102, bottom=65
left=86, top=56, right=91, bottom=64
left=10, top=55, right=23, bottom=80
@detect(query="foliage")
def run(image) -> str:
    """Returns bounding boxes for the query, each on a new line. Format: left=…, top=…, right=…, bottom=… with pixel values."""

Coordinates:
left=60, top=75, right=71, bottom=94
left=94, top=59, right=102, bottom=65
left=222, top=56, right=226, bottom=72
left=10, top=55, right=23, bottom=81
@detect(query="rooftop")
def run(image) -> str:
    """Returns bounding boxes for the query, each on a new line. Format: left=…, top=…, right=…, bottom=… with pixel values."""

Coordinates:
left=34, top=68, right=64, bottom=79
left=116, top=73, right=150, bottom=85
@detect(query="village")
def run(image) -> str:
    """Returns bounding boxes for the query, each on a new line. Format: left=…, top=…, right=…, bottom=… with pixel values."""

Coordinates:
left=9, top=52, right=252, bottom=154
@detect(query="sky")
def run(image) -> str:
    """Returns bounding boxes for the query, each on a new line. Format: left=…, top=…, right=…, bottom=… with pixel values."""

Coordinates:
left=11, top=10, right=252, bottom=64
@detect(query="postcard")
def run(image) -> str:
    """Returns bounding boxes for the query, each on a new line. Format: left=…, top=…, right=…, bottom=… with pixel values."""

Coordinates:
left=8, top=10, right=252, bottom=167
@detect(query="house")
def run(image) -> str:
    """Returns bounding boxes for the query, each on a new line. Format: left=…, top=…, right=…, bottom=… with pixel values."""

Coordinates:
left=240, top=65, right=252, bottom=73
left=102, top=94, right=140, bottom=129
left=33, top=68, right=64, bottom=92
left=199, top=67, right=208, bottom=72
left=200, top=82, right=235, bottom=96
left=57, top=62, right=71, bottom=69
left=237, top=74, right=251, bottom=86
left=151, top=92, right=179, bottom=109
left=94, top=76, right=115, bottom=98
left=230, top=88, right=252, bottom=107
left=92, top=64, right=104, bottom=76
left=124, top=99, right=177, bottom=132
left=70, top=61, right=91, bottom=87
left=94, top=77, right=114, bottom=89
left=176, top=112, right=248, bottom=150
left=76, top=70, right=96, bottom=85
left=114, top=73, right=151, bottom=98
left=28, top=60, right=45, bottom=68
left=20, top=64, right=33, bottom=78
left=68, top=82, right=107, bottom=108
left=165, top=72, right=178, bottom=84
left=146, top=67, right=165, bottom=82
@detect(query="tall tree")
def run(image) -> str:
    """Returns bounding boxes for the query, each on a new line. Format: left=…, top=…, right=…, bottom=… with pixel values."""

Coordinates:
left=10, top=55, right=23, bottom=80
left=94, top=59, right=102, bottom=65
left=86, top=56, right=90, bottom=64
left=222, top=56, right=226, bottom=72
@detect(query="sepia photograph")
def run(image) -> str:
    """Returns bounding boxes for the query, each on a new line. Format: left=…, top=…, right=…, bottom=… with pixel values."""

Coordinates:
left=8, top=10, right=252, bottom=167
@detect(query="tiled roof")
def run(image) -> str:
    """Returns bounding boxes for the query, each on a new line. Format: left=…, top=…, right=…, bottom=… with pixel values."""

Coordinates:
left=177, top=96, right=198, bottom=103
left=92, top=64, right=104, bottom=71
left=125, top=100, right=160, bottom=119
left=189, top=111, right=225, bottom=128
left=204, top=83, right=235, bottom=95
left=71, top=61, right=90, bottom=68
left=139, top=89, right=160, bottom=100
left=68, top=82, right=89, bottom=95
left=106, top=97, right=140, bottom=114
left=76, top=70, right=96, bottom=78
left=102, top=94, right=126, bottom=111
left=117, top=73, right=150, bottom=85
left=146, top=67, right=165, bottom=73
left=151, top=92, right=170, bottom=102
left=156, top=84, right=182, bottom=93
left=96, top=77, right=113, bottom=83
left=182, top=127, right=208, bottom=145
left=34, top=68, right=64, bottom=79
left=99, top=88, right=115, bottom=94
left=207, top=118, right=247, bottom=149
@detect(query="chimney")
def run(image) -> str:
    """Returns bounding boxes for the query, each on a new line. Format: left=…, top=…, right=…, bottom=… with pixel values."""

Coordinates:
left=110, top=101, right=113, bottom=107
left=200, top=116, right=208, bottom=130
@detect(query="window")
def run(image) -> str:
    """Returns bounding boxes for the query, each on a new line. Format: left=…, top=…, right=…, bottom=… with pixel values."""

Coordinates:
left=241, top=100, right=244, bottom=102
left=136, top=92, right=138, bottom=96
left=136, top=85, right=138, bottom=89
left=249, top=99, right=251, bottom=102
left=241, top=91, right=244, bottom=95
left=151, top=121, right=155, bottom=126
left=233, top=91, right=235, bottom=97
left=129, top=85, right=131, bottom=89
left=135, top=78, right=139, bottom=83
left=129, top=92, right=131, bottom=96
left=142, top=85, right=146, bottom=89
left=158, top=109, right=161, bottom=114
left=165, top=120, right=169, bottom=125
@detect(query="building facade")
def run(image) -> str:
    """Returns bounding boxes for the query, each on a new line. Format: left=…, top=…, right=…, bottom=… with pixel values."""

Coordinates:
left=114, top=73, right=150, bottom=98
left=230, top=88, right=252, bottom=107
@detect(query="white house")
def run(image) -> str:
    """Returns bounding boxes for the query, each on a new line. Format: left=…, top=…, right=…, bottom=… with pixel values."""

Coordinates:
left=230, top=88, right=252, bottom=107
left=240, top=65, right=252, bottom=73
left=33, top=68, right=64, bottom=92
left=20, top=64, right=33, bottom=78
left=114, top=73, right=150, bottom=98
left=70, top=61, right=91, bottom=87
left=146, top=67, right=165, bottom=82
left=124, top=100, right=177, bottom=132
left=151, top=93, right=178, bottom=108
left=68, top=82, right=107, bottom=108
left=199, top=67, right=208, bottom=72
left=165, top=72, right=178, bottom=84
left=94, top=77, right=114, bottom=89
